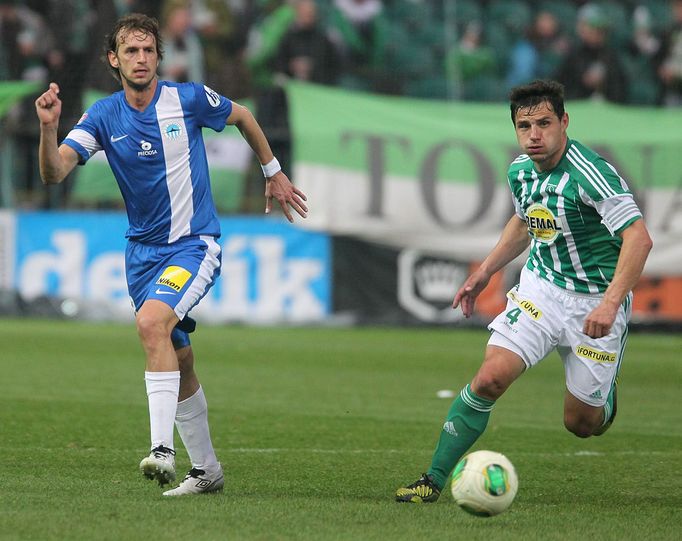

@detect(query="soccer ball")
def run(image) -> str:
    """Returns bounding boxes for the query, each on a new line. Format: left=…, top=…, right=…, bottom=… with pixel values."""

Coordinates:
left=450, top=450, right=518, bottom=516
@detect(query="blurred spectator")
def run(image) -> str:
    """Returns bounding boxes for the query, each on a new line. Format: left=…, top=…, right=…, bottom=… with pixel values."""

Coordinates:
left=193, top=0, right=251, bottom=100
left=158, top=0, right=204, bottom=83
left=0, top=0, right=52, bottom=82
left=655, top=0, right=682, bottom=106
left=328, top=0, right=391, bottom=92
left=555, top=3, right=628, bottom=103
left=506, top=9, right=570, bottom=88
left=274, top=0, right=340, bottom=85
left=446, top=21, right=501, bottom=101
left=0, top=1, right=55, bottom=208
left=624, top=5, right=662, bottom=105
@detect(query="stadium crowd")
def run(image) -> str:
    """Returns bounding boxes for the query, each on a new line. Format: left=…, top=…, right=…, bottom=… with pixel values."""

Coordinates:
left=2, top=0, right=682, bottom=209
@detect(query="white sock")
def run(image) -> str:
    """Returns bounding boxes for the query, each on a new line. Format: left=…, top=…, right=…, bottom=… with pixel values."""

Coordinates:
left=145, top=371, right=180, bottom=450
left=175, top=386, right=219, bottom=471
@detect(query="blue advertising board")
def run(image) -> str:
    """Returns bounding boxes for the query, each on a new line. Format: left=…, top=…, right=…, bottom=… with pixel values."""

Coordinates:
left=14, top=212, right=331, bottom=323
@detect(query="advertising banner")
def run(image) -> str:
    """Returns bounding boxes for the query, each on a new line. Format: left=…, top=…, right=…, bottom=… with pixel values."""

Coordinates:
left=287, top=82, right=682, bottom=276
left=12, top=212, right=331, bottom=323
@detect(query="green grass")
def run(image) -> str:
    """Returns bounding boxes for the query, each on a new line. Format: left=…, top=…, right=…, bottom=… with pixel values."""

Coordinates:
left=1, top=319, right=681, bottom=540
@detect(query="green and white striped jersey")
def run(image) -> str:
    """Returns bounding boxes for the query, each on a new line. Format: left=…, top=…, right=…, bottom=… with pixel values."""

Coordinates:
left=508, top=138, right=642, bottom=294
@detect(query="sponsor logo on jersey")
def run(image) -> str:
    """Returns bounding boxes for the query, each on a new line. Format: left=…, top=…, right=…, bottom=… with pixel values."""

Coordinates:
left=155, top=266, right=192, bottom=292
left=576, top=345, right=616, bottom=363
left=163, top=122, right=182, bottom=140
left=204, top=85, right=221, bottom=108
left=110, top=134, right=129, bottom=143
left=525, top=203, right=562, bottom=243
left=138, top=139, right=158, bottom=157
left=506, top=289, right=542, bottom=320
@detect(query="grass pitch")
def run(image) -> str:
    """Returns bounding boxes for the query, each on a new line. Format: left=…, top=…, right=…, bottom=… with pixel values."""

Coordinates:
left=1, top=319, right=680, bottom=540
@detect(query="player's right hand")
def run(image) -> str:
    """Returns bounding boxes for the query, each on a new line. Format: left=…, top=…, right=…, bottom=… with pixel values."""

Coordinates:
left=452, top=269, right=490, bottom=318
left=35, top=82, right=62, bottom=127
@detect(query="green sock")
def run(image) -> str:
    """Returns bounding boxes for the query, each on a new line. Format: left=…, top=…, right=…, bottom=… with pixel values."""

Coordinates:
left=427, top=384, right=495, bottom=490
left=601, top=382, right=616, bottom=426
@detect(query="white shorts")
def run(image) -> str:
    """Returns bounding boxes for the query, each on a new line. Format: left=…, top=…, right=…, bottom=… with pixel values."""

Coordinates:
left=487, top=268, right=631, bottom=407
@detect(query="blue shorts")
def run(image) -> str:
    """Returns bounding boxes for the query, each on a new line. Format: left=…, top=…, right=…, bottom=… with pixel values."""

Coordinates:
left=125, top=235, right=222, bottom=349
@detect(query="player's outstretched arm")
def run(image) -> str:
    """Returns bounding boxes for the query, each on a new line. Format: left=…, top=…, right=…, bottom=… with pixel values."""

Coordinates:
left=453, top=215, right=530, bottom=318
left=227, top=102, right=307, bottom=222
left=35, top=83, right=79, bottom=184
left=582, top=219, right=652, bottom=338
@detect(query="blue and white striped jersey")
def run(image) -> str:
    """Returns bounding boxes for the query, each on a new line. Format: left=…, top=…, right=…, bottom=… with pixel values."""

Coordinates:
left=63, top=81, right=232, bottom=244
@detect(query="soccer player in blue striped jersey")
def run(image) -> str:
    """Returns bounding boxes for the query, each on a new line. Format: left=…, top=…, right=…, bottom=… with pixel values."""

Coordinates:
left=35, top=13, right=307, bottom=496
left=396, top=80, right=652, bottom=503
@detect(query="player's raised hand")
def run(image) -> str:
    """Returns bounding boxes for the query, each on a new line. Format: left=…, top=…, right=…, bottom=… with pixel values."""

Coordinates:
left=265, top=171, right=308, bottom=223
left=452, top=268, right=491, bottom=318
left=35, top=83, right=62, bottom=128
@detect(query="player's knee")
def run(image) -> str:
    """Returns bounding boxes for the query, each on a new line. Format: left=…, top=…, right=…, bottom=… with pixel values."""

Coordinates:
left=471, top=373, right=509, bottom=400
left=136, top=313, right=169, bottom=345
left=564, top=414, right=595, bottom=438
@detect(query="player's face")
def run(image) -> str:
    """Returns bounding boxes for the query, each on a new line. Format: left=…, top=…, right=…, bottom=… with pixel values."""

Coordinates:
left=108, top=29, right=158, bottom=91
left=514, top=101, right=568, bottom=172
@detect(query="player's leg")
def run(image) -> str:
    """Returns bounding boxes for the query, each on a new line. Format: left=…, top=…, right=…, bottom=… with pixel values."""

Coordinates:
left=560, top=293, right=630, bottom=437
left=563, top=392, right=607, bottom=437
left=396, top=269, right=559, bottom=503
left=163, top=344, right=224, bottom=496
left=137, top=299, right=182, bottom=485
left=428, top=344, right=526, bottom=486
left=396, top=341, right=527, bottom=503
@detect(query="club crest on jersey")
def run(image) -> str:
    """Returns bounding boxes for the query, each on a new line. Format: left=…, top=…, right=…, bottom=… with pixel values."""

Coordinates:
left=204, top=85, right=220, bottom=108
left=525, top=203, right=562, bottom=243
left=163, top=122, right=182, bottom=140
left=138, top=139, right=158, bottom=157
left=156, top=266, right=192, bottom=292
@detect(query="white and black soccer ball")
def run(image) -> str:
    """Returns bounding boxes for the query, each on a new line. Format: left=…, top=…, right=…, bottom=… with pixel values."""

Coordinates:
left=450, top=450, right=518, bottom=516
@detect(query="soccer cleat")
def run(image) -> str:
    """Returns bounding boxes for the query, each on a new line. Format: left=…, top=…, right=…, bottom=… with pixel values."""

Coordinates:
left=139, top=445, right=176, bottom=486
left=594, top=382, right=618, bottom=436
left=163, top=465, right=224, bottom=496
left=395, top=473, right=441, bottom=503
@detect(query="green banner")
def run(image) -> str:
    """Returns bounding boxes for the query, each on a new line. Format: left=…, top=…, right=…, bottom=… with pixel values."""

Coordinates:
left=0, top=81, right=40, bottom=119
left=286, top=82, right=682, bottom=275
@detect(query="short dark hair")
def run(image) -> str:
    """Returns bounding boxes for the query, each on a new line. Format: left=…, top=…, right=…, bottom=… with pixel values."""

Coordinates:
left=509, top=80, right=565, bottom=124
left=103, top=13, right=164, bottom=82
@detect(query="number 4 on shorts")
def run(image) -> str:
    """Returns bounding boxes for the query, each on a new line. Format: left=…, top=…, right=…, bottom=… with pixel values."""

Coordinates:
left=505, top=308, right=522, bottom=325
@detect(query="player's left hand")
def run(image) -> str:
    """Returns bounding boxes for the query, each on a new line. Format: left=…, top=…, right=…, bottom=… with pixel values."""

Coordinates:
left=582, top=302, right=618, bottom=338
left=265, top=171, right=308, bottom=222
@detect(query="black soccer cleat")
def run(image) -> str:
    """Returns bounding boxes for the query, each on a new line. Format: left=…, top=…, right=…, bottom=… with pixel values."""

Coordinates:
left=395, top=473, right=441, bottom=503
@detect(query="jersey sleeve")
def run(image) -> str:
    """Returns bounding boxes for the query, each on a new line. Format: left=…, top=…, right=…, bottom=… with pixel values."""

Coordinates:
left=62, top=108, right=103, bottom=165
left=577, top=159, right=643, bottom=235
left=506, top=167, right=526, bottom=220
left=192, top=82, right=233, bottom=132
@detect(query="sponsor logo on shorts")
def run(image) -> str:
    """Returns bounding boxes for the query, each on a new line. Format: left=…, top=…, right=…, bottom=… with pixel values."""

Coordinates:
left=155, top=266, right=192, bottom=292
left=525, top=203, right=562, bottom=243
left=576, top=345, right=616, bottom=363
left=506, top=290, right=542, bottom=320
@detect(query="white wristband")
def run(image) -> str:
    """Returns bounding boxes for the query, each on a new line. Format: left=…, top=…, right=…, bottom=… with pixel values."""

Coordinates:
left=261, top=157, right=281, bottom=178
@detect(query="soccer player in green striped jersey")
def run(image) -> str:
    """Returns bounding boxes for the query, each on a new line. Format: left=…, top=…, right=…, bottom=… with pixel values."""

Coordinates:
left=396, top=80, right=653, bottom=503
